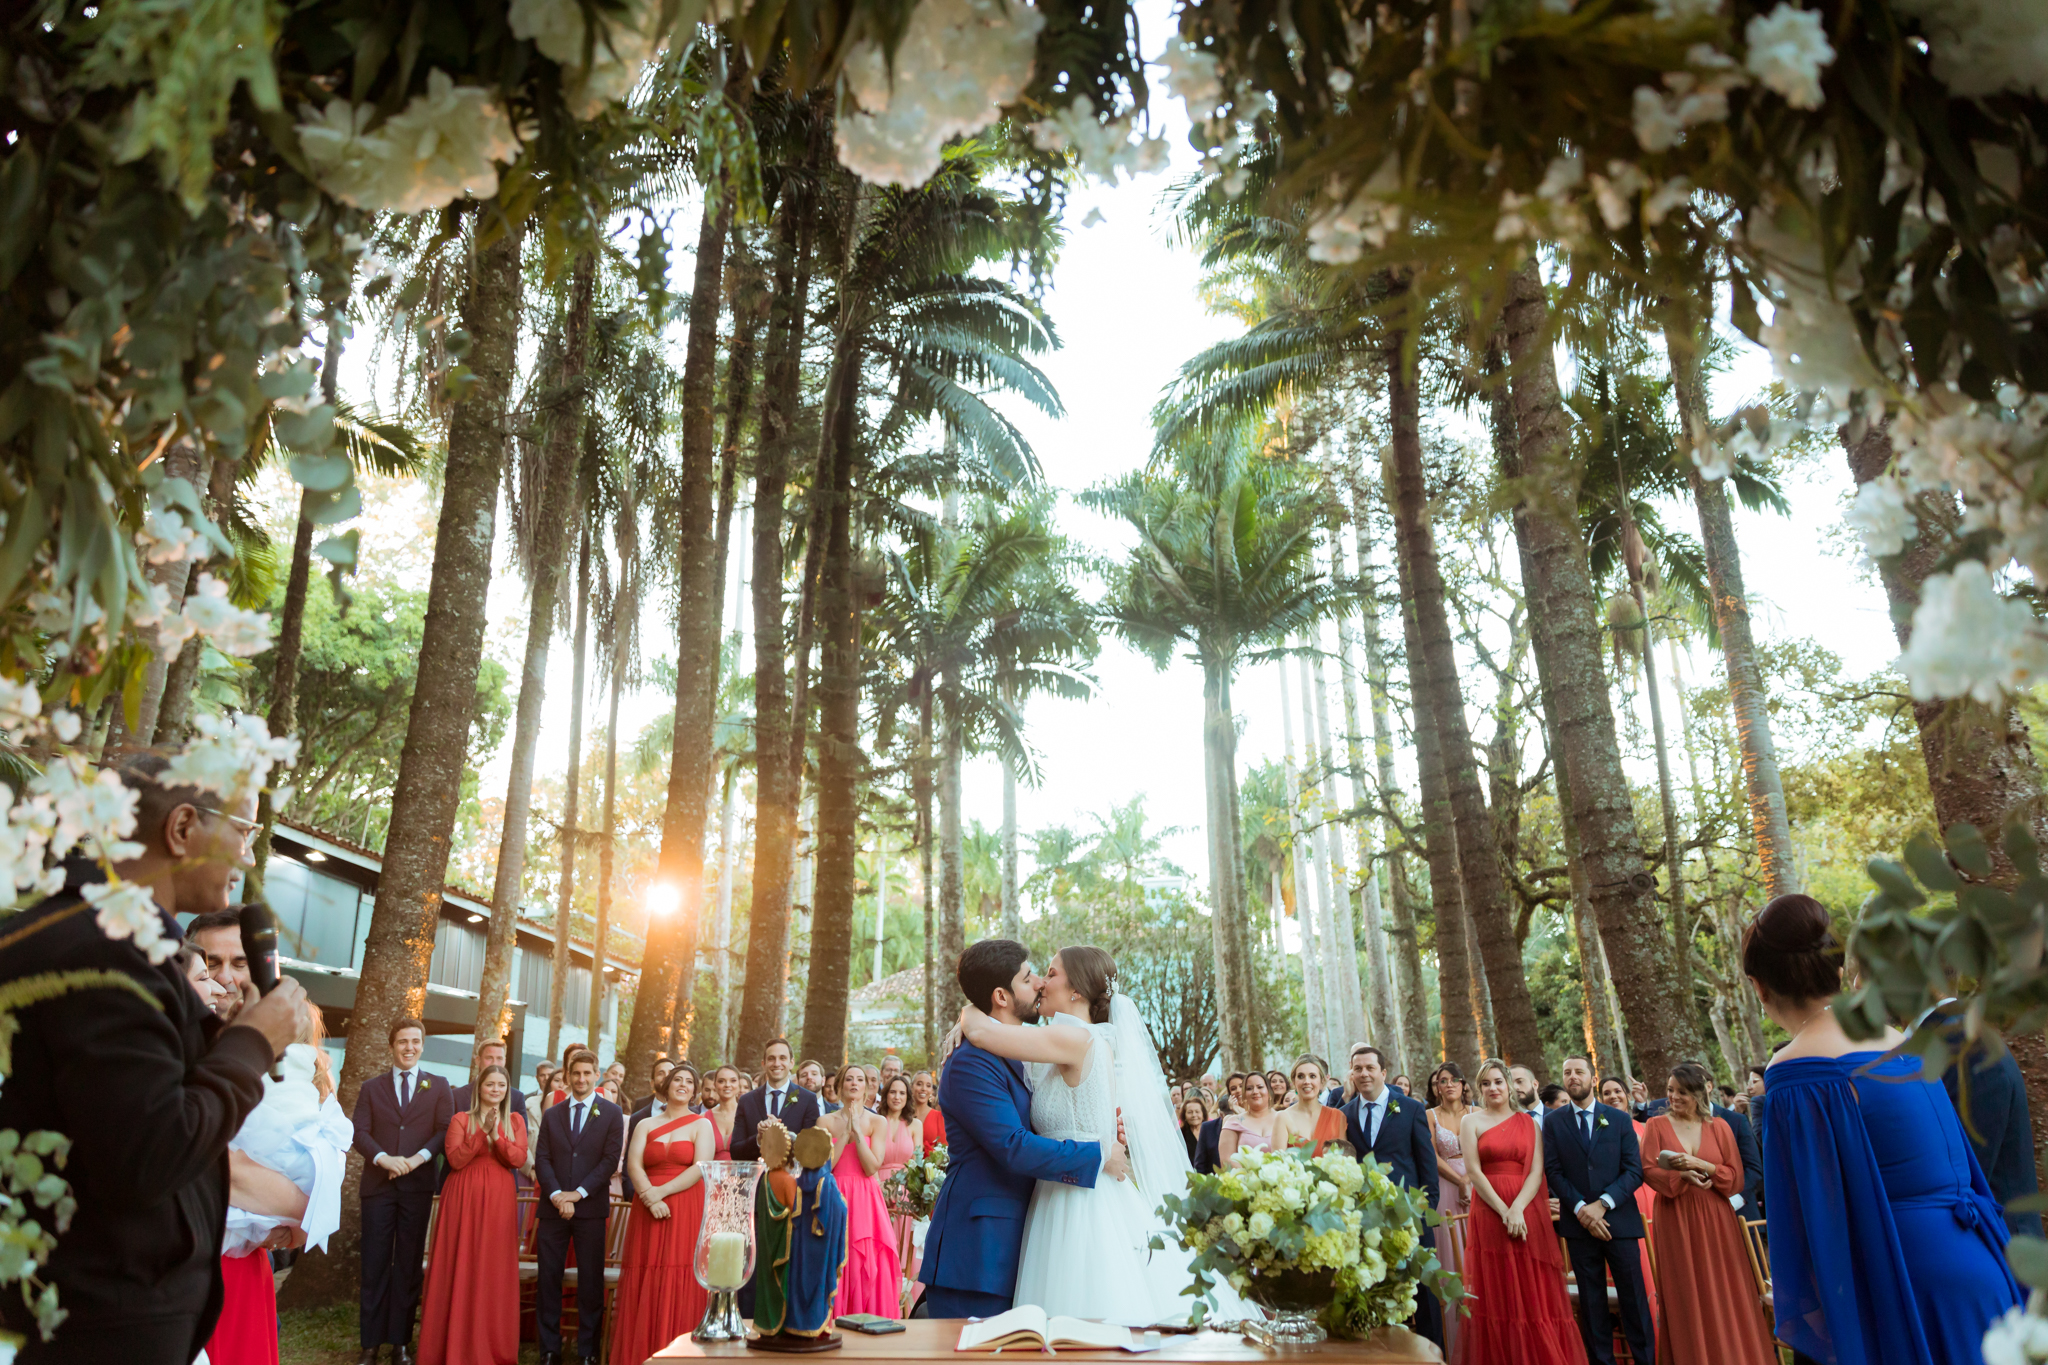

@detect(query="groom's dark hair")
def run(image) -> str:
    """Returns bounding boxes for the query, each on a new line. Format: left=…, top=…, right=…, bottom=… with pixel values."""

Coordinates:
left=959, top=939, right=1030, bottom=1014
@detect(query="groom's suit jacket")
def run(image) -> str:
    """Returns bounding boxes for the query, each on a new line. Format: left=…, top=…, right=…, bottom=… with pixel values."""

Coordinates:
left=1541, top=1100, right=1647, bottom=1241
left=922, top=1039, right=1102, bottom=1304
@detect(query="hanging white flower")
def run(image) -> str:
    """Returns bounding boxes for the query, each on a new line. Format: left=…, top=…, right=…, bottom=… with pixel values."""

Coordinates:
left=1983, top=1305, right=2048, bottom=1365
left=163, top=713, right=301, bottom=811
left=1308, top=157, right=1402, bottom=262
left=82, top=880, right=177, bottom=964
left=137, top=508, right=198, bottom=567
left=298, top=72, right=520, bottom=215
left=0, top=679, right=41, bottom=736
left=1844, top=475, right=1917, bottom=558
left=1159, top=35, right=1225, bottom=122
left=177, top=574, right=273, bottom=658
left=1745, top=4, right=1834, bottom=110
left=834, top=0, right=1045, bottom=188
left=1898, top=560, right=2048, bottom=703
left=1026, top=96, right=1169, bottom=183
left=509, top=0, right=664, bottom=118
left=1891, top=0, right=2048, bottom=100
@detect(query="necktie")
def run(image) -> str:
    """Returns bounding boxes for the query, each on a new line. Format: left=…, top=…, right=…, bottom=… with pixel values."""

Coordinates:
left=1580, top=1109, right=1591, bottom=1142
left=771, top=1089, right=783, bottom=1117
left=1363, top=1101, right=1377, bottom=1146
left=401, top=1071, right=412, bottom=1108
left=573, top=1101, right=586, bottom=1137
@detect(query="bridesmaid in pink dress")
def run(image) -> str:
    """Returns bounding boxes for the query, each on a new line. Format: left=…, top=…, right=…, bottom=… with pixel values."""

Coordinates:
left=1426, top=1063, right=1474, bottom=1360
left=875, top=1075, right=921, bottom=1309
left=1217, top=1072, right=1282, bottom=1167
left=823, top=1064, right=903, bottom=1316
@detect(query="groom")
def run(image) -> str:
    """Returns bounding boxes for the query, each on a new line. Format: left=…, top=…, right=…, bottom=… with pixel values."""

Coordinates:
left=922, top=939, right=1130, bottom=1318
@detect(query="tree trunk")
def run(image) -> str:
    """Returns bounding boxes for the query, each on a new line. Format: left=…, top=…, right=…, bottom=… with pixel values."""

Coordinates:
left=478, top=254, right=592, bottom=1051
left=1386, top=326, right=1543, bottom=1068
left=1309, top=614, right=1370, bottom=1053
left=151, top=561, right=206, bottom=745
left=1282, top=657, right=1329, bottom=1061
left=1202, top=652, right=1257, bottom=1071
left=734, top=158, right=816, bottom=1067
left=109, top=439, right=208, bottom=753
left=1332, top=526, right=1401, bottom=1073
left=1663, top=304, right=1797, bottom=899
left=918, top=691, right=938, bottom=1059
left=1614, top=472, right=1690, bottom=973
left=1001, top=750, right=1023, bottom=940
left=1499, top=262, right=1704, bottom=1082
left=296, top=218, right=522, bottom=1308
left=247, top=466, right=320, bottom=904
left=628, top=60, right=753, bottom=1083
left=711, top=232, right=765, bottom=624
left=937, top=676, right=967, bottom=1024
left=1219, top=664, right=1261, bottom=1066
left=1300, top=649, right=1351, bottom=1058
left=1844, top=418, right=2048, bottom=1150
left=1352, top=511, right=1434, bottom=1075
left=709, top=765, right=739, bottom=1064
left=801, top=346, right=861, bottom=1067
left=549, top=527, right=591, bottom=1064
left=591, top=594, right=629, bottom=1051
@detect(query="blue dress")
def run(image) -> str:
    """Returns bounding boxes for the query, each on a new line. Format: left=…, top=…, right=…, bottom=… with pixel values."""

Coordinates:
left=1762, top=1050, right=2021, bottom=1365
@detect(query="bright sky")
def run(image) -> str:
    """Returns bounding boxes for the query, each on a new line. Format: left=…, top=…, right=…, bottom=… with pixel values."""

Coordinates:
left=331, top=11, right=1902, bottom=911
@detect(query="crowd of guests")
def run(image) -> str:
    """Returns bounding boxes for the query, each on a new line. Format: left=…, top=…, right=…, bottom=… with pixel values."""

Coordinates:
left=0, top=752, right=2035, bottom=1365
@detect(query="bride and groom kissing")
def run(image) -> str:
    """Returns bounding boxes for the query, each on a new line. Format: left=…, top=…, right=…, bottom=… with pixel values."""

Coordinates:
left=920, top=938, right=1245, bottom=1328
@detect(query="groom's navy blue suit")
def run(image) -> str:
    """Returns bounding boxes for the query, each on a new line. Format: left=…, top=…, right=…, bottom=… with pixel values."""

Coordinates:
left=922, top=1038, right=1102, bottom=1318
left=1342, top=1088, right=1443, bottom=1348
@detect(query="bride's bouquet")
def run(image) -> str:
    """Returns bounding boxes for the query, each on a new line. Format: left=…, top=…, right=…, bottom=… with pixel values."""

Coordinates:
left=883, top=1143, right=947, bottom=1219
left=1155, top=1147, right=1459, bottom=1341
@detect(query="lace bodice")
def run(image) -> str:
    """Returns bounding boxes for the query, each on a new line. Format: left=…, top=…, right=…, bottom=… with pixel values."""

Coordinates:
left=1028, top=1016, right=1118, bottom=1145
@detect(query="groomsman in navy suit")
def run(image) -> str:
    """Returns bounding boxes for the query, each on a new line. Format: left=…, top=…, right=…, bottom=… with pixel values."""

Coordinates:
left=1341, top=1045, right=1442, bottom=1349
left=535, top=1049, right=625, bottom=1365
left=351, top=1017, right=454, bottom=1365
left=1544, top=1055, right=1654, bottom=1365
left=731, top=1038, right=822, bottom=1159
left=921, top=940, right=1125, bottom=1319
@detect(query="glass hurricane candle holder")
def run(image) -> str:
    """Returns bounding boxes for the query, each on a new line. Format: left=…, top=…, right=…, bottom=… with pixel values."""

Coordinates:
left=693, top=1160, right=763, bottom=1341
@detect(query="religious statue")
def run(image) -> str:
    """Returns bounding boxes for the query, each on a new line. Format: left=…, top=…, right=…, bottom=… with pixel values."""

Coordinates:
left=749, top=1120, right=848, bottom=1352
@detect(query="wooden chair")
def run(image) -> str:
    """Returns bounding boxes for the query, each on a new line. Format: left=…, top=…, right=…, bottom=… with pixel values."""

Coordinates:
left=1554, top=1212, right=1652, bottom=1365
left=1436, top=1211, right=1469, bottom=1282
left=518, top=1195, right=634, bottom=1349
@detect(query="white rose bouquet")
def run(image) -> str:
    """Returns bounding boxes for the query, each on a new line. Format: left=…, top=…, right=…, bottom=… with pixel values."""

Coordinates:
left=1154, top=1147, right=1460, bottom=1341
left=883, top=1143, right=947, bottom=1219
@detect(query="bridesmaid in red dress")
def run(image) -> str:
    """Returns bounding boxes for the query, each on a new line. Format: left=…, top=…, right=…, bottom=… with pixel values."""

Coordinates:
left=418, top=1064, right=528, bottom=1365
left=1453, top=1059, right=1588, bottom=1365
left=608, top=1068, right=715, bottom=1365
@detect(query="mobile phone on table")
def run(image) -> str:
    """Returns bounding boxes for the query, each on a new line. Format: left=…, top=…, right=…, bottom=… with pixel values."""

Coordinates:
left=837, top=1314, right=908, bottom=1334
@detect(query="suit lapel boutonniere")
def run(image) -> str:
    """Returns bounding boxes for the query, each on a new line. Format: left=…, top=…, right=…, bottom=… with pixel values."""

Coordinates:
left=1596, top=1115, right=1609, bottom=1129
left=1386, top=1098, right=1400, bottom=1116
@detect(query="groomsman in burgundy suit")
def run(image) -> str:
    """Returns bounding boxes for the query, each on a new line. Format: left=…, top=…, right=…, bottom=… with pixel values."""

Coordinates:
left=352, top=1017, right=453, bottom=1365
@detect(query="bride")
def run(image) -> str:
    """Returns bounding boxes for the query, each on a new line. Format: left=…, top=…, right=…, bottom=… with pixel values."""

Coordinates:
left=957, top=945, right=1244, bottom=1327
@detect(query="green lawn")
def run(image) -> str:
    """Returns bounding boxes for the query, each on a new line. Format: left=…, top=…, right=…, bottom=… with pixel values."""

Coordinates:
left=279, top=1307, right=552, bottom=1364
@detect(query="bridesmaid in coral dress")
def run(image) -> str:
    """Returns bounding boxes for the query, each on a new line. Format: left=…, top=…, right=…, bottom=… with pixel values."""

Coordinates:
left=1641, top=1065, right=1774, bottom=1365
left=418, top=1066, right=528, bottom=1365
left=824, top=1065, right=904, bottom=1316
left=1452, top=1060, right=1588, bottom=1365
left=609, top=1068, right=715, bottom=1365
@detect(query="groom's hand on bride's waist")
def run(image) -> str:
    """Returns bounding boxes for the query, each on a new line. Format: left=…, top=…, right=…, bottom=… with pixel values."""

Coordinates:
left=1103, top=1138, right=1131, bottom=1182
left=1116, top=1107, right=1127, bottom=1149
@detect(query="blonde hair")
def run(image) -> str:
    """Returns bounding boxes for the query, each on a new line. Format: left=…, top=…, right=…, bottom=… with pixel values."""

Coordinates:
left=1474, top=1057, right=1511, bottom=1098
left=470, top=1063, right=513, bottom=1132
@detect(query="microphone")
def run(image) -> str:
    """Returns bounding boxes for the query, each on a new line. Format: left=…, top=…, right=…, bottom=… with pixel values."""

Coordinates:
left=238, top=902, right=284, bottom=1080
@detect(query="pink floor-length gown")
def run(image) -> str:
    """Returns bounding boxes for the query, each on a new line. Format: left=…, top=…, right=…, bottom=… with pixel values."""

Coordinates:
left=876, top=1118, right=921, bottom=1310
left=1431, top=1111, right=1469, bottom=1360
left=832, top=1129, right=904, bottom=1317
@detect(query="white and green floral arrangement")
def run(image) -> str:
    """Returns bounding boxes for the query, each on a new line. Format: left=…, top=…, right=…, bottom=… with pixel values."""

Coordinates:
left=881, top=1142, right=946, bottom=1220
left=1154, top=1146, right=1460, bottom=1341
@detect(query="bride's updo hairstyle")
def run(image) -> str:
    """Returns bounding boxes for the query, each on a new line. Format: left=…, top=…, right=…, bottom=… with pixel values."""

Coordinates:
left=1056, top=946, right=1118, bottom=1024
left=1741, top=893, right=1843, bottom=1004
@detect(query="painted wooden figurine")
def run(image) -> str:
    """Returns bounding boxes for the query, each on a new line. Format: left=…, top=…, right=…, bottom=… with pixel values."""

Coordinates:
left=750, top=1121, right=848, bottom=1351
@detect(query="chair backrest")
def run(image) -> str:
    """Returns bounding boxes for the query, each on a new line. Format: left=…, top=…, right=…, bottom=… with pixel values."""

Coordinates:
left=606, top=1196, right=634, bottom=1264
left=1740, top=1218, right=1770, bottom=1299
left=1437, top=1212, right=1469, bottom=1280
left=517, top=1193, right=541, bottom=1256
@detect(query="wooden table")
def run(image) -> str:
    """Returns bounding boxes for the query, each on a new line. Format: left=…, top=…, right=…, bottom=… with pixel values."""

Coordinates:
left=647, top=1319, right=1442, bottom=1364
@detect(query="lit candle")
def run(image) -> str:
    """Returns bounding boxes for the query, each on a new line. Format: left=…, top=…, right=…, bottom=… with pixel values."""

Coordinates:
left=706, top=1229, right=747, bottom=1288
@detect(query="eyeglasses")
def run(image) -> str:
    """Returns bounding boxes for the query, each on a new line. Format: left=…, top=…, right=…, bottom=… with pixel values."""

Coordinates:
left=201, top=807, right=262, bottom=849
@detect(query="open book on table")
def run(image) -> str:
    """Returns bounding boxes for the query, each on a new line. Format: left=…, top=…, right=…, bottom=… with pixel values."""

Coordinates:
left=955, top=1306, right=1161, bottom=1353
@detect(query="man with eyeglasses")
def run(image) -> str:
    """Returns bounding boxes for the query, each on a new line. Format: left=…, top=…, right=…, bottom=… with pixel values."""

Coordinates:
left=0, top=751, right=308, bottom=1364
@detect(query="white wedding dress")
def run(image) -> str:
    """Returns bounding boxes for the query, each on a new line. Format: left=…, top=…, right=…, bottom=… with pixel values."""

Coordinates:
left=1010, top=1009, right=1245, bottom=1327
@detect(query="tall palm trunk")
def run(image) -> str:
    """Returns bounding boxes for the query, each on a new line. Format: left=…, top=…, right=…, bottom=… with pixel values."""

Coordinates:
left=248, top=309, right=344, bottom=900
left=300, top=219, right=521, bottom=1307
left=1663, top=303, right=1796, bottom=898
left=1614, top=474, right=1689, bottom=963
left=937, top=675, right=967, bottom=1023
left=1309, top=619, right=1369, bottom=1051
left=549, top=526, right=591, bottom=1063
left=479, top=255, right=593, bottom=1051
left=918, top=690, right=938, bottom=1058
left=802, top=348, right=861, bottom=1065
left=1844, top=418, right=2048, bottom=1148
left=152, top=559, right=207, bottom=744
left=708, top=762, right=738, bottom=1064
left=1001, top=746, right=1023, bottom=940
left=591, top=600, right=628, bottom=1050
left=1386, top=326, right=1544, bottom=1067
left=1299, top=649, right=1349, bottom=1056
left=735, top=157, right=817, bottom=1066
left=628, top=59, right=752, bottom=1084
left=1282, top=658, right=1329, bottom=1060
left=1202, top=648, right=1258, bottom=1071
left=1332, top=527, right=1400, bottom=1071
left=1498, top=263, right=1703, bottom=1081
left=1352, top=511, right=1433, bottom=1073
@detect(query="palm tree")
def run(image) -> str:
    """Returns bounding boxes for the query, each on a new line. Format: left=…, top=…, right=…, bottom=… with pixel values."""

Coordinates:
left=1088, top=439, right=1331, bottom=1072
